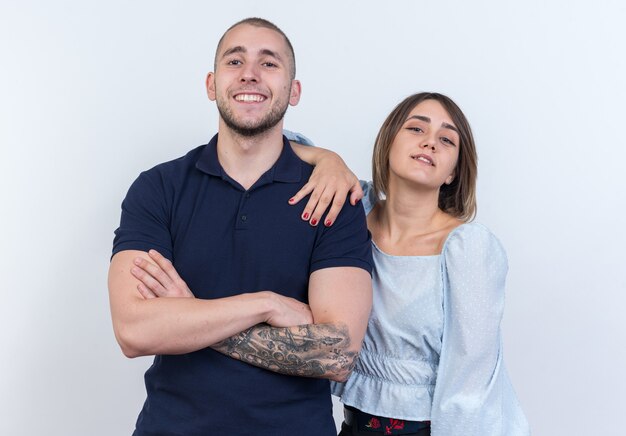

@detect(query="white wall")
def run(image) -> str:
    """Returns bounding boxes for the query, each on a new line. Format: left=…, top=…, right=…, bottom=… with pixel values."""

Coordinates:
left=1, top=1, right=624, bottom=434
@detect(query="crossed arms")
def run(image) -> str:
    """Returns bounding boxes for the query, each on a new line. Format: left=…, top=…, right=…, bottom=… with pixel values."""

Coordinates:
left=109, top=247, right=371, bottom=382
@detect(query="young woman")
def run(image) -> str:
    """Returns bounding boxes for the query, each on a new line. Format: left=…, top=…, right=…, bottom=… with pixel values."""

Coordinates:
left=290, top=92, right=529, bottom=435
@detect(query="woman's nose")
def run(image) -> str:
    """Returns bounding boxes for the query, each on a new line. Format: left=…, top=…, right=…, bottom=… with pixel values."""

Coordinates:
left=422, top=141, right=435, bottom=151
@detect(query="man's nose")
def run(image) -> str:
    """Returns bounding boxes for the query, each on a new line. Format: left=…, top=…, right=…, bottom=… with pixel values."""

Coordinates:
left=240, top=64, right=259, bottom=83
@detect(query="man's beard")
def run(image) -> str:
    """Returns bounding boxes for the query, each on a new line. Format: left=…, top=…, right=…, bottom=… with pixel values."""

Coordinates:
left=217, top=96, right=289, bottom=137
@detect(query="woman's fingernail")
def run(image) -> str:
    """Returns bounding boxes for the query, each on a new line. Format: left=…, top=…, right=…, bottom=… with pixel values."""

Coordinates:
left=303, top=212, right=309, bottom=220
left=325, top=220, right=332, bottom=227
left=311, top=219, right=318, bottom=226
left=288, top=198, right=295, bottom=203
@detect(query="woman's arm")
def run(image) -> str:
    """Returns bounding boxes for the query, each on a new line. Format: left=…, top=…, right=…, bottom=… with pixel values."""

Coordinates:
left=431, top=224, right=530, bottom=436
left=285, top=130, right=363, bottom=227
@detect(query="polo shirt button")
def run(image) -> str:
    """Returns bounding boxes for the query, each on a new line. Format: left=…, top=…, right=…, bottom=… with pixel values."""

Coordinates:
left=245, top=193, right=250, bottom=198
left=241, top=215, right=247, bottom=221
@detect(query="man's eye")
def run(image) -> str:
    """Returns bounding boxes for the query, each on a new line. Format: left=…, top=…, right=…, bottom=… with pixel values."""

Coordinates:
left=228, top=60, right=242, bottom=65
left=263, top=62, right=277, bottom=68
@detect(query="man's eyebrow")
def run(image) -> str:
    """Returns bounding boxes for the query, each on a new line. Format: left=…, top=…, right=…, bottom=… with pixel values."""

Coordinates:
left=406, top=115, right=459, bottom=134
left=221, top=46, right=246, bottom=58
left=259, top=48, right=283, bottom=61
left=221, top=46, right=283, bottom=62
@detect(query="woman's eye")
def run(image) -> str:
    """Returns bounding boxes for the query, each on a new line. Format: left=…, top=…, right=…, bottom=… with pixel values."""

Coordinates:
left=441, top=137, right=457, bottom=146
left=408, top=127, right=423, bottom=133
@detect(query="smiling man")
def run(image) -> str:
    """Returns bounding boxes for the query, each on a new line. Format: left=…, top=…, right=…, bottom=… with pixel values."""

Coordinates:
left=108, top=18, right=372, bottom=436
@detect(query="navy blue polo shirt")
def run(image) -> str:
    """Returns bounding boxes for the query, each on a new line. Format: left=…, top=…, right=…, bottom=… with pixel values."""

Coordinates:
left=112, top=134, right=372, bottom=436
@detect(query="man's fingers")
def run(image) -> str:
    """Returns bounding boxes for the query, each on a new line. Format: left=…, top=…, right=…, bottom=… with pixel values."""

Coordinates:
left=148, top=250, right=184, bottom=286
left=134, top=256, right=174, bottom=290
left=131, top=265, right=167, bottom=296
left=137, top=283, right=157, bottom=299
left=136, top=251, right=194, bottom=298
left=266, top=293, right=314, bottom=327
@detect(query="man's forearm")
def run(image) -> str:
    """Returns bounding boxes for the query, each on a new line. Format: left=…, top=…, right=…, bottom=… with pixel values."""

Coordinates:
left=211, top=322, right=358, bottom=382
left=111, top=293, right=277, bottom=358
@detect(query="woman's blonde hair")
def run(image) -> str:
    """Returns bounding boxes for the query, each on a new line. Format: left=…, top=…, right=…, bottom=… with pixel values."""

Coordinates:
left=372, top=92, right=478, bottom=221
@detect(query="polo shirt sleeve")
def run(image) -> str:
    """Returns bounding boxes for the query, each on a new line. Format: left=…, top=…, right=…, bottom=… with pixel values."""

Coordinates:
left=112, top=169, right=173, bottom=260
left=309, top=199, right=373, bottom=275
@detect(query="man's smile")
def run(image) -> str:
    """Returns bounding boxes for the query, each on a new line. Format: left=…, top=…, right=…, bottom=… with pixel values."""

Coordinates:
left=234, top=93, right=267, bottom=103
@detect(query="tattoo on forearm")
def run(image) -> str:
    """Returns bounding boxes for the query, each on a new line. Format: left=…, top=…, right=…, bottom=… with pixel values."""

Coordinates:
left=212, top=323, right=358, bottom=378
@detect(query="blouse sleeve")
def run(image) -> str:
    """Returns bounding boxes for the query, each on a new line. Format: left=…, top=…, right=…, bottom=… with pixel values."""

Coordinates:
left=282, top=129, right=315, bottom=146
left=359, top=180, right=377, bottom=216
left=431, top=224, right=529, bottom=435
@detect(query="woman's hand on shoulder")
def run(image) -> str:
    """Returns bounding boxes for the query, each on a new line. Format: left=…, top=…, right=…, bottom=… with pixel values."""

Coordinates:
left=289, top=148, right=363, bottom=227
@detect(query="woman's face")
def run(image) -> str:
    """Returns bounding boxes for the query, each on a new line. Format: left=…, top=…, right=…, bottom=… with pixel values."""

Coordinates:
left=387, top=99, right=460, bottom=192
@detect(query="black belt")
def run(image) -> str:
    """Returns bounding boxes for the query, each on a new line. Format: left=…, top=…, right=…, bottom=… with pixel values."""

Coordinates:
left=344, top=406, right=430, bottom=435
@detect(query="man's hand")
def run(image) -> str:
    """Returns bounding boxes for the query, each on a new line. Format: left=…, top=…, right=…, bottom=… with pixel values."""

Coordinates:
left=263, top=291, right=313, bottom=327
left=131, top=249, right=194, bottom=299
left=289, top=143, right=363, bottom=227
left=132, top=250, right=313, bottom=327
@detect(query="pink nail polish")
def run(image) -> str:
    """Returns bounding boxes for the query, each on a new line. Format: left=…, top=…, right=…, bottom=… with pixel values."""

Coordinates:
left=311, top=219, right=318, bottom=226
left=303, top=212, right=309, bottom=220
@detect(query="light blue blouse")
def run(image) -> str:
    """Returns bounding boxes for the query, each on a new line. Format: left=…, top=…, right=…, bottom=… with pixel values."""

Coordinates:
left=331, top=181, right=530, bottom=436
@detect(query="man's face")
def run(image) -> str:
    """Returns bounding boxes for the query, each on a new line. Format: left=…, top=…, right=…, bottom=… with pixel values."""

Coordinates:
left=207, top=24, right=301, bottom=137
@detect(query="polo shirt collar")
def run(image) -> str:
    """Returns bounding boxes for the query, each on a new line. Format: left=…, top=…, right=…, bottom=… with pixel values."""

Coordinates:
left=195, top=133, right=302, bottom=183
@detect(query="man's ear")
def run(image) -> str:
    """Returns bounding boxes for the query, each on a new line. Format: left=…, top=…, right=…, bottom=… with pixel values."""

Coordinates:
left=206, top=72, right=216, bottom=101
left=289, top=80, right=301, bottom=106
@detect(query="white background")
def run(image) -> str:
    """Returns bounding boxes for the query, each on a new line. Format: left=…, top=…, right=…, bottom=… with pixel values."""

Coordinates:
left=1, top=1, right=624, bottom=435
